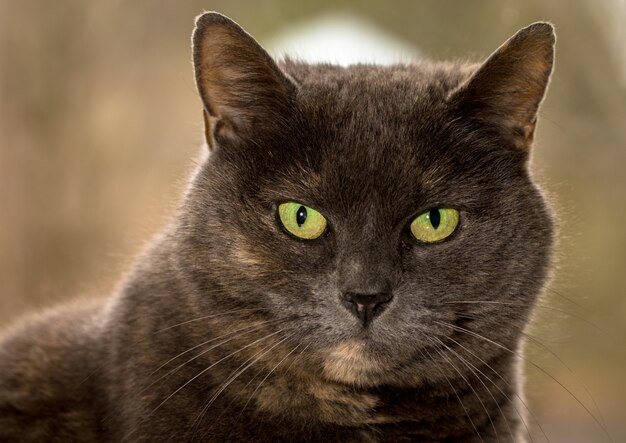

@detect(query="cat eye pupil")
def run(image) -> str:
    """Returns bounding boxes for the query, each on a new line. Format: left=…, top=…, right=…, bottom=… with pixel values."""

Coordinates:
left=429, top=208, right=441, bottom=229
left=296, top=206, right=307, bottom=227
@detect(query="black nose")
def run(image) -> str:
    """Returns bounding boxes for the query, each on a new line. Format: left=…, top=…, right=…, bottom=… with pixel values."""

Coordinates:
left=341, top=292, right=393, bottom=327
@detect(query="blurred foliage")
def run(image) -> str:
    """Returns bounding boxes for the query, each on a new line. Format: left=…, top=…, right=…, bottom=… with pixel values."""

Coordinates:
left=1, top=0, right=625, bottom=440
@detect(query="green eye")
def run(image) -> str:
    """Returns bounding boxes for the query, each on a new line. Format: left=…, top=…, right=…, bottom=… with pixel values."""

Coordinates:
left=410, top=208, right=459, bottom=243
left=278, top=202, right=328, bottom=240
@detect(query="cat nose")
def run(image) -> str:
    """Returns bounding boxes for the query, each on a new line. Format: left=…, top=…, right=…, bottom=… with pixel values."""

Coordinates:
left=340, top=292, right=393, bottom=327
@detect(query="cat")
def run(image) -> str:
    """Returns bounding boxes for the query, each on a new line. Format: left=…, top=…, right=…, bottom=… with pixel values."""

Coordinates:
left=0, top=11, right=555, bottom=442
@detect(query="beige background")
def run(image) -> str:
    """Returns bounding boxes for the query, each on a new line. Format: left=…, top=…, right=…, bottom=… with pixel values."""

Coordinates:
left=1, top=1, right=625, bottom=441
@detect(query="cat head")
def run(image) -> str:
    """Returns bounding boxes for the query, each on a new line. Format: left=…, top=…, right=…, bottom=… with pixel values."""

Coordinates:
left=176, top=12, right=555, bottom=387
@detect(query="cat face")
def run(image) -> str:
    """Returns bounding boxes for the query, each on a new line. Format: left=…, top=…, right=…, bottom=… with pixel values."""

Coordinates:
left=178, top=13, right=555, bottom=387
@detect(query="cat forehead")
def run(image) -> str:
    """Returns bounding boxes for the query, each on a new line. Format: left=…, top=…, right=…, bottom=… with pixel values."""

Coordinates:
left=275, top=62, right=479, bottom=171
left=282, top=61, right=481, bottom=155
left=282, top=60, right=477, bottom=105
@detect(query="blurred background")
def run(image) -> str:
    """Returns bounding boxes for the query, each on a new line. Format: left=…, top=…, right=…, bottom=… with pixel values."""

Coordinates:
left=1, top=0, right=624, bottom=440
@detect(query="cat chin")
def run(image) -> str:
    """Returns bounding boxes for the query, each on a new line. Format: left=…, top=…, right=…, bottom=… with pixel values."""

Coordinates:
left=321, top=340, right=387, bottom=386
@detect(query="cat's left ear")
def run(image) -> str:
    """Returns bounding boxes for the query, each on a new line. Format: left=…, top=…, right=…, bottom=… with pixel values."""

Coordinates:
left=449, top=23, right=555, bottom=150
left=192, top=12, right=297, bottom=149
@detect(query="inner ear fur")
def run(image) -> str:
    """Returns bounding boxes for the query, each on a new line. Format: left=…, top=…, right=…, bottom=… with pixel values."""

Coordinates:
left=449, top=22, right=556, bottom=150
left=192, top=12, right=296, bottom=148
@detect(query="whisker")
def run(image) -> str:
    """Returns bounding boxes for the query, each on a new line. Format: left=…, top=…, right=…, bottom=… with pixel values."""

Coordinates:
left=431, top=336, right=510, bottom=442
left=121, top=328, right=289, bottom=442
left=76, top=307, right=269, bottom=388
left=422, top=346, right=484, bottom=442
left=150, top=317, right=286, bottom=377
left=427, top=337, right=499, bottom=442
left=194, top=340, right=308, bottom=440
left=152, top=328, right=289, bottom=417
left=440, top=329, right=547, bottom=443
left=282, top=342, right=311, bottom=377
left=134, top=317, right=293, bottom=405
left=434, top=320, right=614, bottom=442
left=191, top=332, right=298, bottom=441
left=449, top=307, right=608, bottom=433
left=519, top=330, right=608, bottom=428
left=545, top=287, right=587, bottom=312
left=443, top=300, right=608, bottom=335
left=150, top=308, right=271, bottom=337
left=238, top=342, right=302, bottom=416
left=438, top=334, right=540, bottom=442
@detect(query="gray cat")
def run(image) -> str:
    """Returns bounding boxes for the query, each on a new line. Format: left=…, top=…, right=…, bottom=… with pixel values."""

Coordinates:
left=0, top=12, right=555, bottom=442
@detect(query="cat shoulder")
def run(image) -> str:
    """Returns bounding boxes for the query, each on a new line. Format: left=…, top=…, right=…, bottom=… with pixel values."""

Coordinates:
left=0, top=299, right=109, bottom=442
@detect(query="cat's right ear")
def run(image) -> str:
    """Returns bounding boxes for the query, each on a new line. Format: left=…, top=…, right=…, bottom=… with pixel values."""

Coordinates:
left=192, top=12, right=296, bottom=149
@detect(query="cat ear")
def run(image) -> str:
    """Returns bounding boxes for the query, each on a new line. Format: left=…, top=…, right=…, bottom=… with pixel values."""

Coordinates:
left=192, top=12, right=296, bottom=149
left=449, top=22, right=555, bottom=150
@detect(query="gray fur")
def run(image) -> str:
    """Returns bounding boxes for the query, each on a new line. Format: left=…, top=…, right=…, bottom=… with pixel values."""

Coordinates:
left=0, top=12, right=555, bottom=442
